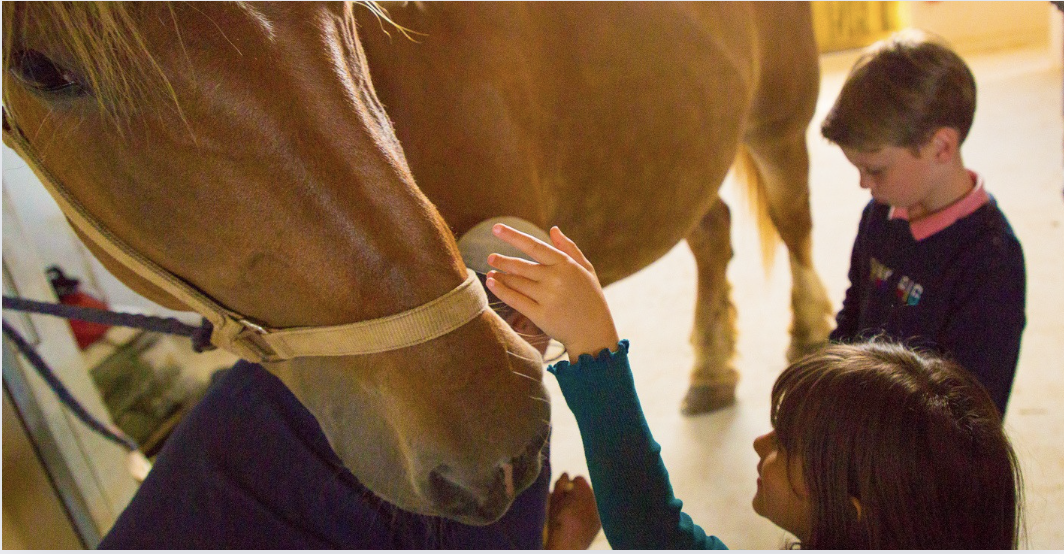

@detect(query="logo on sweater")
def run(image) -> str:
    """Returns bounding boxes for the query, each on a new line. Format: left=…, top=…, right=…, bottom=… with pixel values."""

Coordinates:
left=896, top=275, right=924, bottom=306
left=869, top=257, right=894, bottom=288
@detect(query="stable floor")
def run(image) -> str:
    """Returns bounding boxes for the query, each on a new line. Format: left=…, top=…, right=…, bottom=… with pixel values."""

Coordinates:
left=543, top=46, right=1064, bottom=550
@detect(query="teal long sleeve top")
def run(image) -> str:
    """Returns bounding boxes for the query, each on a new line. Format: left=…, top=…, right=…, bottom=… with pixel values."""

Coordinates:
left=548, top=340, right=728, bottom=549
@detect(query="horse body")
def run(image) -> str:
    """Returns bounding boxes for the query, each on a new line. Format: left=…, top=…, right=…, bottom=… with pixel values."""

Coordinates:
left=359, top=2, right=834, bottom=406
left=362, top=3, right=748, bottom=276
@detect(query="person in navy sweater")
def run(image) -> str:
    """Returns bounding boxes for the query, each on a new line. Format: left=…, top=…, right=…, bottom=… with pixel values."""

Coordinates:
left=821, top=30, right=1026, bottom=417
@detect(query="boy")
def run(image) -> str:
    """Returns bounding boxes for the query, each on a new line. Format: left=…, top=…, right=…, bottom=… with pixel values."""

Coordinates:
left=821, top=30, right=1026, bottom=416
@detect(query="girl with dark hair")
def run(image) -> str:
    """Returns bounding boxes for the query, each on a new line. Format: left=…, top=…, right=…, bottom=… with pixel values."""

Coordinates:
left=485, top=223, right=1022, bottom=549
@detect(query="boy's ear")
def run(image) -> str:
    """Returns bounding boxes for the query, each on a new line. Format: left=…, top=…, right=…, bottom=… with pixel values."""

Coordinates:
left=930, top=127, right=960, bottom=162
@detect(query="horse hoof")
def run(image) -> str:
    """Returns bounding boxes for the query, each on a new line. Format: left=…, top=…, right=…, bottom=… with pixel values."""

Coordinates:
left=681, top=384, right=736, bottom=416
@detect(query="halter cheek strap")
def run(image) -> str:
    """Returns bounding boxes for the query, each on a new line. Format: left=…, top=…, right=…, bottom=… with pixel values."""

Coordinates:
left=3, top=114, right=487, bottom=363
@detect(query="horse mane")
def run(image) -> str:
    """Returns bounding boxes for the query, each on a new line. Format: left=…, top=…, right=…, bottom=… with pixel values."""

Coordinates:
left=1, top=1, right=404, bottom=130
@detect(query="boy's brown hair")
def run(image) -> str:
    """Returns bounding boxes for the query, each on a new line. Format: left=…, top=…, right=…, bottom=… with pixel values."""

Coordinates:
left=771, top=341, right=1022, bottom=549
left=821, top=29, right=976, bottom=153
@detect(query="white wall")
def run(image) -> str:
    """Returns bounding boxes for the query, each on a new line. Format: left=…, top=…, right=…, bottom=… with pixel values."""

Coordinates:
left=906, top=1, right=1053, bottom=54
left=2, top=145, right=201, bottom=325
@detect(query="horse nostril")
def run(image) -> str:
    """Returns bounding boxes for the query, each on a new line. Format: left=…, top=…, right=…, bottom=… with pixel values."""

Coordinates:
left=428, top=465, right=512, bottom=524
left=428, top=465, right=466, bottom=505
left=511, top=423, right=550, bottom=490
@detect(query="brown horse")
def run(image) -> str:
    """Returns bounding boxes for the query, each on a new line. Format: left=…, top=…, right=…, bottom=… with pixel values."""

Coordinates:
left=1, top=0, right=831, bottom=527
left=354, top=2, right=834, bottom=413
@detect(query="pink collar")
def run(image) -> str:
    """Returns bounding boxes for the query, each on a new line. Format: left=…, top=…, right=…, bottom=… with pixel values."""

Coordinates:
left=889, top=171, right=989, bottom=241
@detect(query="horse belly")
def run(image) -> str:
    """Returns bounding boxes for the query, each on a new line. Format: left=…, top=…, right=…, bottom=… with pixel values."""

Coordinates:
left=536, top=4, right=759, bottom=283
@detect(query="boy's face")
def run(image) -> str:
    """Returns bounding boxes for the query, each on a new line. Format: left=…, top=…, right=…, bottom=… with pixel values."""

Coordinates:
left=841, top=142, right=940, bottom=212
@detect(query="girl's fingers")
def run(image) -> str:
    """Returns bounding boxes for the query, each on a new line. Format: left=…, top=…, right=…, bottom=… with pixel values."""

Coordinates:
left=488, top=270, right=541, bottom=300
left=552, top=473, right=572, bottom=499
left=487, top=253, right=547, bottom=280
left=550, top=226, right=594, bottom=273
left=493, top=224, right=566, bottom=265
left=548, top=473, right=571, bottom=518
left=485, top=274, right=538, bottom=317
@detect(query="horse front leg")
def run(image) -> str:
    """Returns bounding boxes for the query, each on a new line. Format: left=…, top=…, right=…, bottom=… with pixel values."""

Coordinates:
left=682, top=198, right=739, bottom=415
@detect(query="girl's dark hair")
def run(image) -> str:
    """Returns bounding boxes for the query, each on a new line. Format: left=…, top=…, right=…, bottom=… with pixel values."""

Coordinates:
left=821, top=29, right=976, bottom=152
left=771, top=341, right=1022, bottom=549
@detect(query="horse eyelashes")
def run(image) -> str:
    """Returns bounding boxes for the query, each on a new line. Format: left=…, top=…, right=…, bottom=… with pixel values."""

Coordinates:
left=10, top=49, right=88, bottom=96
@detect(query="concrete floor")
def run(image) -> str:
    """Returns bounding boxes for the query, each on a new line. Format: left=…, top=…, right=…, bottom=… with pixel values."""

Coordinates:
left=543, top=46, right=1064, bottom=549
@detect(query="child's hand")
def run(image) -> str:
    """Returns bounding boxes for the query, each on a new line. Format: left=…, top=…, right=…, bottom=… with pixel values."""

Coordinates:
left=486, top=224, right=619, bottom=363
left=544, top=473, right=601, bottom=549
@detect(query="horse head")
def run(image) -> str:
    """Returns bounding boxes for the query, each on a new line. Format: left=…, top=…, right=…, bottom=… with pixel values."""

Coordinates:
left=2, top=1, right=549, bottom=525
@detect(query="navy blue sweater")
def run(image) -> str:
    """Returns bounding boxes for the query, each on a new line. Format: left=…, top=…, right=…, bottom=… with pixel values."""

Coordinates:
left=830, top=199, right=1026, bottom=415
left=100, top=360, right=549, bottom=549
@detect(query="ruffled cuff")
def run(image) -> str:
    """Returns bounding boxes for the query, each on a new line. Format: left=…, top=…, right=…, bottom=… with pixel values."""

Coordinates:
left=547, top=339, right=630, bottom=377
left=547, top=340, right=637, bottom=426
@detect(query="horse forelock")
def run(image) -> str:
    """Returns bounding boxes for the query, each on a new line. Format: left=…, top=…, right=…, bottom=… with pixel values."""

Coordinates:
left=2, top=1, right=409, bottom=131
left=2, top=2, right=181, bottom=129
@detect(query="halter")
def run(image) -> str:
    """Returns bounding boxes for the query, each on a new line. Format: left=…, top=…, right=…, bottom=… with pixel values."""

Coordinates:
left=3, top=112, right=488, bottom=363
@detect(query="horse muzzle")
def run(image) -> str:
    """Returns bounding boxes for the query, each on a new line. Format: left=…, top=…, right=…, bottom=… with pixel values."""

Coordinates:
left=426, top=423, right=549, bottom=526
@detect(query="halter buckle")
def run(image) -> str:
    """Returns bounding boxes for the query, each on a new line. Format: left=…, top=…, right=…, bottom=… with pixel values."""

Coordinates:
left=231, top=317, right=281, bottom=362
left=238, top=318, right=269, bottom=334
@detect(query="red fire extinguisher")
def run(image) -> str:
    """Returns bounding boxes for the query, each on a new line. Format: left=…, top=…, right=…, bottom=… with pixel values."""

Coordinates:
left=47, top=266, right=111, bottom=349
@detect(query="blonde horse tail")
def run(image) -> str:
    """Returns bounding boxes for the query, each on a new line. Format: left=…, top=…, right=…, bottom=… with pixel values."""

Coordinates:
left=731, top=144, right=780, bottom=275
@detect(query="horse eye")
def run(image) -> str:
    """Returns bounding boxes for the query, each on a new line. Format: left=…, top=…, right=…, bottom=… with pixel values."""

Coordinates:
left=9, top=49, right=88, bottom=95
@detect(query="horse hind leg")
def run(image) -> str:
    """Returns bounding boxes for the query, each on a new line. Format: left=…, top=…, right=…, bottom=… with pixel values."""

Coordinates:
left=739, top=131, right=834, bottom=363
left=681, top=198, right=739, bottom=416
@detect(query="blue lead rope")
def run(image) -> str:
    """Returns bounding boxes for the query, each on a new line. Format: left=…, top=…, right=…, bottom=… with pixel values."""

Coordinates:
left=2, top=295, right=215, bottom=452
left=3, top=319, right=139, bottom=451
left=2, top=295, right=215, bottom=351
